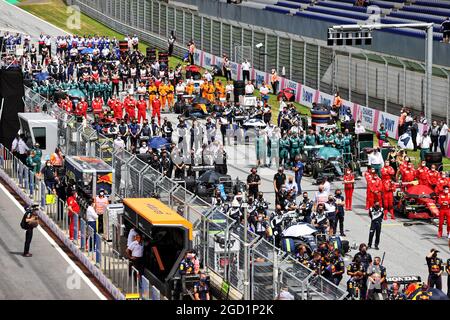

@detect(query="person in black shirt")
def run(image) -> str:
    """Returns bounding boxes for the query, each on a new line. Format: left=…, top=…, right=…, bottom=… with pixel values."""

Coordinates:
left=331, top=249, right=345, bottom=285
left=247, top=167, right=261, bottom=199
left=308, top=252, right=323, bottom=276
left=426, top=248, right=443, bottom=290
left=442, top=17, right=450, bottom=43
left=194, top=272, right=210, bottom=300
left=41, top=160, right=57, bottom=191
left=368, top=201, right=384, bottom=249
left=273, top=167, right=286, bottom=205
left=334, top=189, right=346, bottom=236
left=21, top=205, right=39, bottom=257
left=299, top=192, right=313, bottom=223
left=347, top=255, right=366, bottom=299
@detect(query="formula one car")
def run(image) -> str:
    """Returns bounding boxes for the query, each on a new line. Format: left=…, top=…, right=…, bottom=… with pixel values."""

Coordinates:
left=280, top=223, right=350, bottom=256
left=393, top=184, right=439, bottom=220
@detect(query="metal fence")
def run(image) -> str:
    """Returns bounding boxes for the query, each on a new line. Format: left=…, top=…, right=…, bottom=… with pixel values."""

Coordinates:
left=70, top=0, right=450, bottom=122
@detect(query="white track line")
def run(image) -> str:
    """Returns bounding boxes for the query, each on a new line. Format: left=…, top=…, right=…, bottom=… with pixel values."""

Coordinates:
left=0, top=183, right=107, bottom=300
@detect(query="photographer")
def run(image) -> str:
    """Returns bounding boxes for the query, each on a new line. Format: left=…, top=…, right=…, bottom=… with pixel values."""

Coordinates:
left=21, top=204, right=40, bottom=257
left=426, top=248, right=443, bottom=290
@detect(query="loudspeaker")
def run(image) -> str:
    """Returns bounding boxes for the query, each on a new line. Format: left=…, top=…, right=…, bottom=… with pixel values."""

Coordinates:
left=233, top=87, right=245, bottom=103
left=425, top=152, right=442, bottom=164
left=119, top=40, right=128, bottom=52
left=233, top=80, right=245, bottom=89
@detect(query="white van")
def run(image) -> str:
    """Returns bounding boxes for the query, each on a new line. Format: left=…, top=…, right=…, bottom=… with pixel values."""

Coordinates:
left=18, top=113, right=58, bottom=160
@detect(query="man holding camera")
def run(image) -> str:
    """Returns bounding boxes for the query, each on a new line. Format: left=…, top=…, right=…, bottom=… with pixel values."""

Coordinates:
left=426, top=248, right=443, bottom=290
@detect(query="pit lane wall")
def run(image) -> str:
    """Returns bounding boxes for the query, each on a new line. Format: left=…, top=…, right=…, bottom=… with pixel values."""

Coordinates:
left=193, top=50, right=447, bottom=155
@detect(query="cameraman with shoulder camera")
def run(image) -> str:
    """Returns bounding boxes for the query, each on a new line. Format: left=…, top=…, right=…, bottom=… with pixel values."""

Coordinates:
left=426, top=248, right=444, bottom=290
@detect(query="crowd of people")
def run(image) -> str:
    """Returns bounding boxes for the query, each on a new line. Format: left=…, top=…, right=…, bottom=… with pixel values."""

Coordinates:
left=5, top=30, right=450, bottom=301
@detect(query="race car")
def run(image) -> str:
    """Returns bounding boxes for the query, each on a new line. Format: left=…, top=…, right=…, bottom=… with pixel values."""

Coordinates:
left=280, top=223, right=350, bottom=256
left=393, top=184, right=440, bottom=220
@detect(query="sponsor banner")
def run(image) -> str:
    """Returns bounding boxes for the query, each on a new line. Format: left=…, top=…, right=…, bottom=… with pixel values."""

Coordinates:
left=193, top=50, right=201, bottom=66
left=203, top=51, right=213, bottom=69
left=300, top=85, right=316, bottom=109
left=317, top=91, right=334, bottom=107
left=378, top=111, right=399, bottom=139
left=230, top=62, right=239, bottom=80
left=255, top=70, right=267, bottom=88
left=358, top=105, right=377, bottom=131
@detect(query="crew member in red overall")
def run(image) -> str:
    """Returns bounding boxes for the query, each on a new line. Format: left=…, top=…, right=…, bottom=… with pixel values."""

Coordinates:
left=125, top=95, right=137, bottom=120
left=152, top=94, right=162, bottom=125
left=435, top=171, right=449, bottom=195
left=368, top=169, right=383, bottom=208
left=381, top=160, right=395, bottom=181
left=416, top=160, right=430, bottom=186
left=107, top=95, right=116, bottom=112
left=364, top=166, right=373, bottom=210
left=91, top=96, right=103, bottom=116
left=343, top=168, right=355, bottom=211
left=67, top=190, right=80, bottom=241
left=137, top=96, right=147, bottom=123
left=76, top=98, right=88, bottom=118
left=428, top=164, right=439, bottom=191
left=437, top=185, right=450, bottom=238
left=382, top=179, right=396, bottom=220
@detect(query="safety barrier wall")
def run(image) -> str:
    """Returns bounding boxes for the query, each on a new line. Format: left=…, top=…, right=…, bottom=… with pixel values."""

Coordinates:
left=0, top=144, right=165, bottom=300
left=68, top=0, right=450, bottom=122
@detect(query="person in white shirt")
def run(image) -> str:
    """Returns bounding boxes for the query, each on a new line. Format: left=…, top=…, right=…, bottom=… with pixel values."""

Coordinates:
left=439, top=120, right=449, bottom=156
left=225, top=81, right=234, bottom=102
left=113, top=136, right=125, bottom=149
left=245, top=81, right=254, bottom=95
left=86, top=199, right=98, bottom=252
left=259, top=82, right=269, bottom=102
left=242, top=59, right=251, bottom=82
left=322, top=177, right=331, bottom=194
left=368, top=148, right=384, bottom=176
left=139, top=142, right=149, bottom=154
left=17, top=134, right=30, bottom=163
left=419, top=131, right=432, bottom=161
left=355, top=120, right=366, bottom=134
left=204, top=70, right=212, bottom=82
left=176, top=82, right=186, bottom=96
left=126, top=233, right=144, bottom=275
left=285, top=176, right=298, bottom=200
left=127, top=227, right=138, bottom=248
left=313, top=185, right=329, bottom=210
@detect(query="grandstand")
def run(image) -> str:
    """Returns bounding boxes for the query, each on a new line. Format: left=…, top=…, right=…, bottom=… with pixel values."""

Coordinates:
left=231, top=0, right=449, bottom=40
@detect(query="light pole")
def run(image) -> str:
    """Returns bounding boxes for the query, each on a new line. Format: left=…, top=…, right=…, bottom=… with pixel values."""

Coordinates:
left=328, top=22, right=435, bottom=122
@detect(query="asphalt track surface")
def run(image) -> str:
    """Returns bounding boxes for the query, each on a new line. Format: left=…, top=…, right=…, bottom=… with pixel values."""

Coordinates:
left=1, top=0, right=449, bottom=289
left=0, top=183, right=103, bottom=299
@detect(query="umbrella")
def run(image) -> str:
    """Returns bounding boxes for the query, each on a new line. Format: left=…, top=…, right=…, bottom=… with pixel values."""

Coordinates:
left=282, top=223, right=317, bottom=238
left=68, top=89, right=86, bottom=99
left=198, top=170, right=223, bottom=184
left=81, top=47, right=94, bottom=55
left=317, top=146, right=341, bottom=160
left=35, top=72, right=49, bottom=82
left=149, top=137, right=169, bottom=149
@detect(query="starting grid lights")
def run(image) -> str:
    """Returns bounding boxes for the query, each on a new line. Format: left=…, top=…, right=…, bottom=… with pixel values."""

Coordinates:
left=327, top=28, right=373, bottom=46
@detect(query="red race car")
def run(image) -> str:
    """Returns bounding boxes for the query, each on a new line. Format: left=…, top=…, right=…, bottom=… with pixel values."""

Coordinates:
left=394, top=184, right=439, bottom=220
